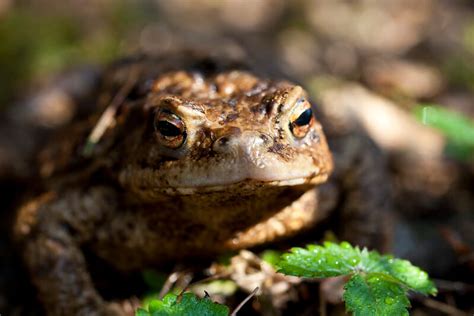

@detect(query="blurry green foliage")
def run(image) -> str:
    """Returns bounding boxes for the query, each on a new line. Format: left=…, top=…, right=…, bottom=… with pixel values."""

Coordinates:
left=216, top=252, right=235, bottom=266
left=442, top=56, right=474, bottom=91
left=260, top=250, right=282, bottom=267
left=0, top=10, right=77, bottom=105
left=463, top=20, right=474, bottom=55
left=414, top=105, right=474, bottom=160
left=143, top=269, right=168, bottom=292
left=0, top=2, right=151, bottom=107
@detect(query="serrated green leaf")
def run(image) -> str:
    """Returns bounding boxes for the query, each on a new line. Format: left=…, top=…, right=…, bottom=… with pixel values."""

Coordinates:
left=358, top=248, right=387, bottom=273
left=136, top=292, right=229, bottom=316
left=343, top=274, right=410, bottom=316
left=381, top=258, right=437, bottom=295
left=278, top=242, right=437, bottom=297
left=277, top=241, right=361, bottom=278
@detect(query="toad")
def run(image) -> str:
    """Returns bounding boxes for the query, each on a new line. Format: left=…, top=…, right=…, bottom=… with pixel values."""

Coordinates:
left=13, top=54, right=391, bottom=315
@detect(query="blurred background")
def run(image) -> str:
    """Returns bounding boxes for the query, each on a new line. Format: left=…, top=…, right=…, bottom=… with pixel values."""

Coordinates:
left=1, top=0, right=474, bottom=315
left=1, top=0, right=474, bottom=105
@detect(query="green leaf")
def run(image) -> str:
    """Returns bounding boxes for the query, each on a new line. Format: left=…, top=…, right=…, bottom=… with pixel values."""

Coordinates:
left=279, top=242, right=437, bottom=295
left=380, top=258, right=437, bottom=295
left=136, top=292, right=229, bottom=316
left=277, top=241, right=361, bottom=278
left=358, top=248, right=389, bottom=273
left=344, top=274, right=410, bottom=316
left=136, top=309, right=149, bottom=316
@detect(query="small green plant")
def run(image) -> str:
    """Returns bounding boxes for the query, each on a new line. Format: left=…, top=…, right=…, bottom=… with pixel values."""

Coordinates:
left=136, top=292, right=229, bottom=316
left=136, top=242, right=437, bottom=316
left=278, top=241, right=437, bottom=316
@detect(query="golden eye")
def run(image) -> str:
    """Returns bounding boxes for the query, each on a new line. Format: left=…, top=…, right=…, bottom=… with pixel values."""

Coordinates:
left=289, top=98, right=314, bottom=138
left=154, top=110, right=186, bottom=148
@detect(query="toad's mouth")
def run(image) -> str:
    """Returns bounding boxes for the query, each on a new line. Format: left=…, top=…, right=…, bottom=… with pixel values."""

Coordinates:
left=120, top=147, right=334, bottom=195
left=121, top=165, right=331, bottom=196
left=162, top=173, right=331, bottom=195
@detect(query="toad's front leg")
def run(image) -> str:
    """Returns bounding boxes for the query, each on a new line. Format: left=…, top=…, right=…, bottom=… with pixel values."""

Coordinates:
left=14, top=187, right=126, bottom=316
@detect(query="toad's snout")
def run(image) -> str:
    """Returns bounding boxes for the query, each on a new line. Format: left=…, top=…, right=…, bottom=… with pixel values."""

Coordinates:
left=212, top=130, right=274, bottom=169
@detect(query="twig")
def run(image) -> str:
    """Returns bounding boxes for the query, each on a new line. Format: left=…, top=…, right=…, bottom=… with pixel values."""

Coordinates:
left=82, top=66, right=140, bottom=156
left=158, top=270, right=182, bottom=299
left=230, top=287, right=259, bottom=316
left=185, top=272, right=232, bottom=290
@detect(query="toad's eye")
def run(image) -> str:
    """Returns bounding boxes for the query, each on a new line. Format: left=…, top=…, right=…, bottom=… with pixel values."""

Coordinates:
left=289, top=99, right=314, bottom=138
left=154, top=110, right=186, bottom=148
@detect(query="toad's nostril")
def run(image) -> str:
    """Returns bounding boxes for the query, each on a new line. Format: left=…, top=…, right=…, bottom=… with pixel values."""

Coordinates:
left=213, top=135, right=235, bottom=153
left=259, top=134, right=270, bottom=144
left=217, top=137, right=229, bottom=147
left=213, top=131, right=271, bottom=155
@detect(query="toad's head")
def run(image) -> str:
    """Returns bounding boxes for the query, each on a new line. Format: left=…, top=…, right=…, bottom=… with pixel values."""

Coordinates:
left=119, top=70, right=333, bottom=199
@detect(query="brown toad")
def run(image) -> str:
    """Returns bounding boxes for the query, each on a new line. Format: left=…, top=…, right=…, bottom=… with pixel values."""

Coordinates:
left=13, top=54, right=391, bottom=316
